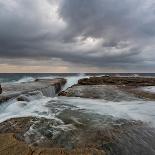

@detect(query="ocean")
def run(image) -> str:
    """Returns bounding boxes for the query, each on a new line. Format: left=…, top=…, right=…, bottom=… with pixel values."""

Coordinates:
left=0, top=73, right=155, bottom=83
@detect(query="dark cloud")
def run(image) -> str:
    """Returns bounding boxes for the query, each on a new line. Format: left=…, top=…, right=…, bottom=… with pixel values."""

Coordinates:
left=0, top=0, right=155, bottom=72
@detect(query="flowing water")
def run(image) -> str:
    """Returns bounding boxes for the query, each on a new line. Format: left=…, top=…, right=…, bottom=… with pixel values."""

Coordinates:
left=0, top=73, right=155, bottom=154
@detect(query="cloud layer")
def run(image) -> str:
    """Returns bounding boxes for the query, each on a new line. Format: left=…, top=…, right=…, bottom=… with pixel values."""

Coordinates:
left=0, top=0, right=155, bottom=72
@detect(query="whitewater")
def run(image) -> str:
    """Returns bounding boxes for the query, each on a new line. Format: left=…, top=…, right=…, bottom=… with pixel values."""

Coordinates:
left=0, top=74, right=155, bottom=127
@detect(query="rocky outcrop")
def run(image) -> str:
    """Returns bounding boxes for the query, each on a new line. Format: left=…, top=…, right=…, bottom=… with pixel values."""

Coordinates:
left=0, top=133, right=105, bottom=155
left=0, top=78, right=66, bottom=103
left=78, top=76, right=155, bottom=86
left=59, top=77, right=155, bottom=100
left=0, top=134, right=31, bottom=155
left=59, top=85, right=138, bottom=101
left=0, top=111, right=144, bottom=155
left=118, top=86, right=155, bottom=100
left=0, top=84, right=2, bottom=94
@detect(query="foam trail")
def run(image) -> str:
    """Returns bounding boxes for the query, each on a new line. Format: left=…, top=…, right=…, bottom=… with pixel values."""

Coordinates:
left=58, top=97, right=155, bottom=126
left=0, top=97, right=53, bottom=123
left=16, top=77, right=35, bottom=83
left=141, top=86, right=155, bottom=93
left=63, top=74, right=89, bottom=90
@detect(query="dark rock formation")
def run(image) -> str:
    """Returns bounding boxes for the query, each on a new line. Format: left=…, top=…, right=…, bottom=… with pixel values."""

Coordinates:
left=0, top=134, right=105, bottom=155
left=58, top=91, right=68, bottom=96
left=0, top=78, right=66, bottom=103
left=78, top=77, right=155, bottom=87
left=0, top=84, right=2, bottom=94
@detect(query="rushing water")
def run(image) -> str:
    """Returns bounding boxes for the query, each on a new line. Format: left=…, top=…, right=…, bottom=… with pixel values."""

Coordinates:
left=0, top=73, right=155, bottom=154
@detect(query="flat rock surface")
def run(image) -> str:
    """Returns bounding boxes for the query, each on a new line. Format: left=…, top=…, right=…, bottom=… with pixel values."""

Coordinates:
left=78, top=76, right=155, bottom=86
left=0, top=109, right=145, bottom=155
left=2, top=78, right=66, bottom=93
left=59, top=76, right=155, bottom=100
left=0, top=133, right=105, bottom=155
left=59, top=85, right=138, bottom=101
left=0, top=78, right=66, bottom=102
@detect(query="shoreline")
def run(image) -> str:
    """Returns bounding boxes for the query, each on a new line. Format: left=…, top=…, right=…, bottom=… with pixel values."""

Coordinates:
left=0, top=76, right=155, bottom=155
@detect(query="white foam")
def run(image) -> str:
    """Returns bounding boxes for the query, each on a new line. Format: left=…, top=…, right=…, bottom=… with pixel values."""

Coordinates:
left=142, top=86, right=155, bottom=93
left=63, top=74, right=89, bottom=90
left=58, top=97, right=155, bottom=126
left=0, top=97, right=53, bottom=123
left=16, top=77, right=35, bottom=83
left=1, top=95, right=155, bottom=126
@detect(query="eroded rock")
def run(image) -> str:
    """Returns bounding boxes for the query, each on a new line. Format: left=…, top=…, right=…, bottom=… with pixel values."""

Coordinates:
left=78, top=77, right=155, bottom=87
left=0, top=78, right=66, bottom=103
left=59, top=85, right=138, bottom=101
left=59, top=76, right=155, bottom=100
left=0, top=110, right=145, bottom=155
left=0, top=133, right=105, bottom=155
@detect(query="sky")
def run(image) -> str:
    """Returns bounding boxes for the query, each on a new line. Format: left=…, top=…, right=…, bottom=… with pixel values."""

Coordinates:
left=0, top=0, right=155, bottom=73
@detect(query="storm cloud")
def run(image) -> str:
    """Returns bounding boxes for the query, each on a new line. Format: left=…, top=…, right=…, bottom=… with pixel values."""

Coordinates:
left=0, top=0, right=155, bottom=72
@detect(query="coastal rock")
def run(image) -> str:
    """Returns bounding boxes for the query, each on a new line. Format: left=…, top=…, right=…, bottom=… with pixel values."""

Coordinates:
left=0, top=133, right=105, bottom=155
left=16, top=91, right=43, bottom=102
left=78, top=76, right=155, bottom=86
left=58, top=91, right=68, bottom=96
left=0, top=84, right=2, bottom=94
left=0, top=134, right=31, bottom=155
left=118, top=86, right=155, bottom=100
left=0, top=111, right=144, bottom=155
left=0, top=78, right=66, bottom=103
left=59, top=85, right=137, bottom=101
left=0, top=116, right=106, bottom=155
left=59, top=76, right=155, bottom=100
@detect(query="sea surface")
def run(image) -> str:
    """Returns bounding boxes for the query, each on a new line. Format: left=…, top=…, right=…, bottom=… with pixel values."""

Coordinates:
left=0, top=73, right=155, bottom=83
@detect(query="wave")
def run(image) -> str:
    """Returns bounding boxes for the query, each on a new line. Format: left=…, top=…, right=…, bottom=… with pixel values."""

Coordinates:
left=62, top=73, right=89, bottom=90
left=58, top=97, right=155, bottom=126
left=1, top=95, right=155, bottom=127
left=15, top=76, right=35, bottom=83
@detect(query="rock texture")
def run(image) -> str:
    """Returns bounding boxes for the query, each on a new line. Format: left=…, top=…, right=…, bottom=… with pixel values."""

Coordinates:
left=0, top=133, right=105, bottom=155
left=118, top=86, right=155, bottom=100
left=0, top=111, right=144, bottom=155
left=78, top=76, right=155, bottom=86
left=0, top=78, right=66, bottom=103
left=59, top=76, right=155, bottom=100
left=59, top=85, right=137, bottom=101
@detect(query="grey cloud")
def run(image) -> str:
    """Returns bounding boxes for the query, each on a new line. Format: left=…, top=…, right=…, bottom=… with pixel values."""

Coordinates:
left=0, top=0, right=155, bottom=71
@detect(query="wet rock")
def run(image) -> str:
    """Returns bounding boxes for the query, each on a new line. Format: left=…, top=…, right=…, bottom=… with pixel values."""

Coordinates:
left=58, top=91, right=68, bottom=96
left=16, top=95, right=31, bottom=102
left=78, top=77, right=155, bottom=87
left=59, top=85, right=138, bottom=101
left=0, top=111, right=144, bottom=154
left=0, top=84, right=2, bottom=94
left=59, top=76, right=155, bottom=100
left=16, top=91, right=43, bottom=102
left=57, top=109, right=144, bottom=150
left=0, top=133, right=105, bottom=155
left=106, top=127, right=155, bottom=155
left=118, top=86, right=155, bottom=100
left=0, top=117, right=36, bottom=141
left=0, top=134, right=32, bottom=155
left=0, top=78, right=66, bottom=103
